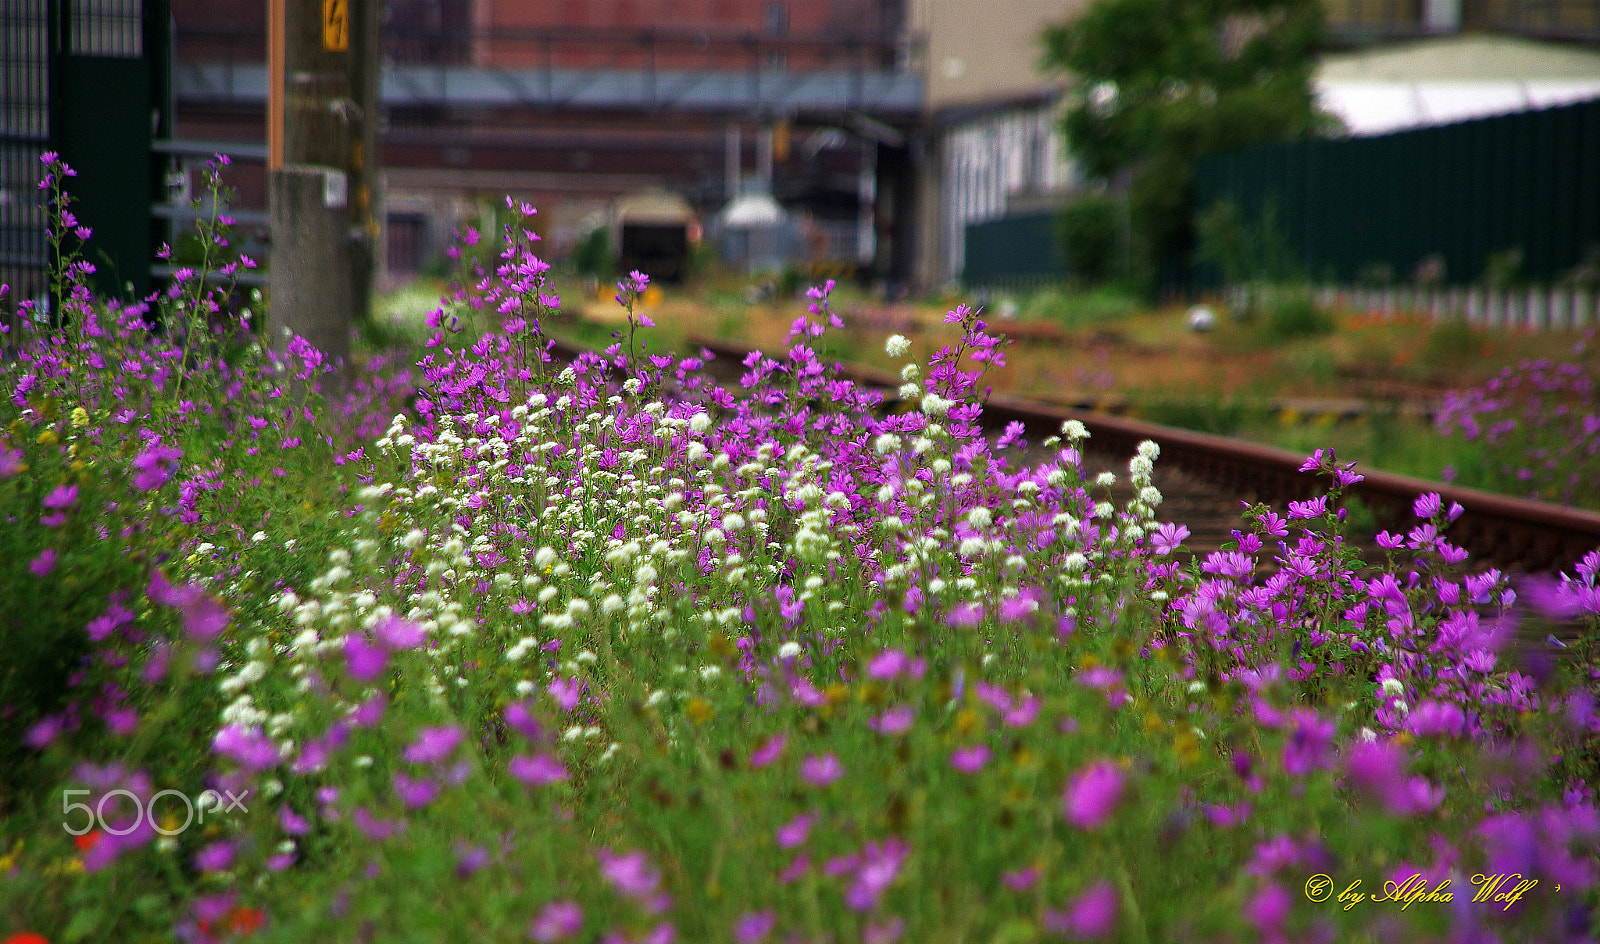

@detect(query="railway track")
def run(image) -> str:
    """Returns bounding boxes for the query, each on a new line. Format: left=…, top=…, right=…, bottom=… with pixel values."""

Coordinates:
left=670, top=335, right=1600, bottom=577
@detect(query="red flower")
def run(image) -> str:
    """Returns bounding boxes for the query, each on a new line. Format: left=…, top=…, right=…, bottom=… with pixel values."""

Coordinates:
left=4, top=933, right=52, bottom=944
left=224, top=906, right=265, bottom=936
left=72, top=830, right=102, bottom=853
left=199, top=905, right=265, bottom=938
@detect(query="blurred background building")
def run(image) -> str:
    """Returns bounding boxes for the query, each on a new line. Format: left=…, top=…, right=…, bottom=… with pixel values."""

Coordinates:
left=3, top=0, right=1597, bottom=308
left=170, top=0, right=923, bottom=287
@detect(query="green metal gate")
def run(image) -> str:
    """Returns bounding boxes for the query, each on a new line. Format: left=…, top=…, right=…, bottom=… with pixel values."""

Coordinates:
left=1, top=0, right=169, bottom=316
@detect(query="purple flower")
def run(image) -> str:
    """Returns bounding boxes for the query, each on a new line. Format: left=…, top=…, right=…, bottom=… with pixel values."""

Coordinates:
left=505, top=701, right=543, bottom=741
left=403, top=725, right=464, bottom=765
left=375, top=615, right=426, bottom=650
left=28, top=548, right=57, bottom=576
left=732, top=911, right=776, bottom=944
left=344, top=634, right=388, bottom=683
left=1045, top=879, right=1117, bottom=939
left=800, top=753, right=843, bottom=787
left=353, top=806, right=402, bottom=841
left=748, top=734, right=786, bottom=768
left=872, top=705, right=915, bottom=735
left=947, top=602, right=984, bottom=627
left=180, top=593, right=229, bottom=641
left=548, top=676, right=584, bottom=712
left=1281, top=708, right=1337, bottom=777
left=193, top=841, right=235, bottom=873
left=353, top=694, right=386, bottom=727
left=212, top=724, right=281, bottom=772
left=280, top=806, right=310, bottom=836
left=950, top=744, right=991, bottom=774
left=43, top=483, right=78, bottom=509
left=1404, top=700, right=1465, bottom=739
left=866, top=648, right=924, bottom=681
left=393, top=771, right=441, bottom=809
left=845, top=838, right=909, bottom=911
left=596, top=849, right=667, bottom=912
left=530, top=900, right=583, bottom=942
left=25, top=715, right=63, bottom=748
left=998, top=589, right=1040, bottom=623
left=131, top=440, right=182, bottom=490
left=1150, top=522, right=1189, bottom=555
left=863, top=917, right=904, bottom=944
left=454, top=841, right=490, bottom=877
left=1002, top=696, right=1040, bottom=728
left=1002, top=866, right=1039, bottom=891
left=87, top=601, right=134, bottom=642
left=1063, top=760, right=1124, bottom=830
left=1344, top=739, right=1407, bottom=808
left=1413, top=492, right=1442, bottom=518
left=104, top=706, right=138, bottom=737
left=776, top=813, right=814, bottom=848
left=1287, top=495, right=1329, bottom=519
left=1246, top=882, right=1292, bottom=935
left=508, top=753, right=568, bottom=786
left=1401, top=776, right=1446, bottom=814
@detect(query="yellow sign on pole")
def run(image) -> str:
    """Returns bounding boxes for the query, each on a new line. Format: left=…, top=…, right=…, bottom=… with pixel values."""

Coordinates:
left=322, top=0, right=349, bottom=52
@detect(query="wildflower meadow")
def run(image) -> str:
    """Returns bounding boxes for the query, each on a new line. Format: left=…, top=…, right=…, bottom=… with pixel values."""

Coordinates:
left=2, top=156, right=1598, bottom=944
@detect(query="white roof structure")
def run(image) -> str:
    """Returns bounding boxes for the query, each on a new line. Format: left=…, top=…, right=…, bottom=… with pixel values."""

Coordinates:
left=1316, top=36, right=1600, bottom=136
left=718, top=192, right=787, bottom=229
left=614, top=190, right=694, bottom=226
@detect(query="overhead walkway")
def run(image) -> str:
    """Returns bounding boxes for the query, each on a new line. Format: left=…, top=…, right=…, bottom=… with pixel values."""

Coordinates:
left=174, top=61, right=924, bottom=118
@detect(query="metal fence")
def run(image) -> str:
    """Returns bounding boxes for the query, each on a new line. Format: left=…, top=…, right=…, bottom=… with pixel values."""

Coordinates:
left=1, top=2, right=53, bottom=321
left=1194, top=97, right=1600, bottom=289
left=0, top=0, right=168, bottom=322
left=961, top=210, right=1067, bottom=289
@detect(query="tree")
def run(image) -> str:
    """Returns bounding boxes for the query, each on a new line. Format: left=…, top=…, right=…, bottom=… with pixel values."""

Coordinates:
left=1041, top=0, right=1331, bottom=274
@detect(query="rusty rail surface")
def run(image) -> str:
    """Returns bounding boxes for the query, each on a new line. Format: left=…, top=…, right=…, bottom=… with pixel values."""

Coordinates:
left=679, top=335, right=1600, bottom=574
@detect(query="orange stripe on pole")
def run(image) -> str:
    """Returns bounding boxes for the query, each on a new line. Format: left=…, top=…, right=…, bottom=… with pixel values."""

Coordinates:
left=267, top=0, right=284, bottom=169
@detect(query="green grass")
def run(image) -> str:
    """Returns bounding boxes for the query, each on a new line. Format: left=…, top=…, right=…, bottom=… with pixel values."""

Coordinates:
left=1020, top=286, right=1145, bottom=331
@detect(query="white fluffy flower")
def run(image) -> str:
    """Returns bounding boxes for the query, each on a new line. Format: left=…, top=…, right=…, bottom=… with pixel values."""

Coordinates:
left=885, top=334, right=911, bottom=357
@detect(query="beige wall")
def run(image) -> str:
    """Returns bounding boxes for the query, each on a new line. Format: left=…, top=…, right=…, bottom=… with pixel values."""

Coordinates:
left=910, top=0, right=1085, bottom=111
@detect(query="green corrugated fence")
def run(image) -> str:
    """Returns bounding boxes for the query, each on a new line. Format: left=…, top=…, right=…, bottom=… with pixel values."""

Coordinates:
left=962, top=211, right=1067, bottom=288
left=1194, top=97, right=1600, bottom=287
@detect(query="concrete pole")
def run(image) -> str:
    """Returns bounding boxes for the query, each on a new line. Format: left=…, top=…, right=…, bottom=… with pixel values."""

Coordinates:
left=757, top=125, right=774, bottom=194
left=268, top=0, right=373, bottom=369
left=725, top=124, right=741, bottom=201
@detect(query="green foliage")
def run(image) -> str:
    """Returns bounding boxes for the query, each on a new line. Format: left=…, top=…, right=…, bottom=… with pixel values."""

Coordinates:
left=1041, top=0, right=1328, bottom=264
left=1196, top=200, right=1301, bottom=287
left=1055, top=193, right=1125, bottom=286
left=1135, top=390, right=1264, bottom=435
left=571, top=227, right=615, bottom=280
left=1024, top=284, right=1145, bottom=329
left=1264, top=292, right=1334, bottom=340
left=1419, top=317, right=1481, bottom=373
left=1484, top=247, right=1525, bottom=289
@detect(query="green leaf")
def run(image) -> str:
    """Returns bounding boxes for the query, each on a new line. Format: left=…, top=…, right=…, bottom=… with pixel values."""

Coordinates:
left=62, top=907, right=105, bottom=943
